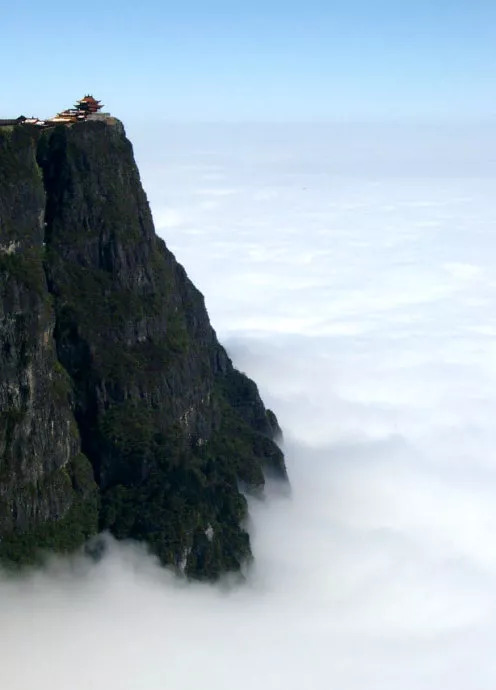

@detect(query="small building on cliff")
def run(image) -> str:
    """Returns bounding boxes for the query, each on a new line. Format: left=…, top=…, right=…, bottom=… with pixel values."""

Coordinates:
left=0, top=116, right=27, bottom=127
left=46, top=95, right=106, bottom=125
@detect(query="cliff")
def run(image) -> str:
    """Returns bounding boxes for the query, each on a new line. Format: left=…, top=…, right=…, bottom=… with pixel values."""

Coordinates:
left=0, top=120, right=286, bottom=579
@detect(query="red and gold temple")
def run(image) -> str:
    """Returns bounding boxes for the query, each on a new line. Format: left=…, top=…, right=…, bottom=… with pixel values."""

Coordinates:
left=1, top=95, right=107, bottom=128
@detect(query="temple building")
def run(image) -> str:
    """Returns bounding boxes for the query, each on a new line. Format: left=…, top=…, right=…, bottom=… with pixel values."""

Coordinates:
left=46, top=95, right=105, bottom=125
left=49, top=110, right=80, bottom=124
left=74, top=95, right=103, bottom=115
left=2, top=95, right=108, bottom=129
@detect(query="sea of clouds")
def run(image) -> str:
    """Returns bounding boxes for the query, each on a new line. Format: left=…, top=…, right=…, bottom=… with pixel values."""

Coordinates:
left=2, top=123, right=496, bottom=689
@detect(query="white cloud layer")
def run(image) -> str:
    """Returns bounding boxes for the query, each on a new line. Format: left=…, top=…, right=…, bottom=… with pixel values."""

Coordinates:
left=2, top=124, right=496, bottom=689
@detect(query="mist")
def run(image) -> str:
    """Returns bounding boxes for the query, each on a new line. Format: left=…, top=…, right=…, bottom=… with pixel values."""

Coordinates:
left=2, top=123, right=496, bottom=689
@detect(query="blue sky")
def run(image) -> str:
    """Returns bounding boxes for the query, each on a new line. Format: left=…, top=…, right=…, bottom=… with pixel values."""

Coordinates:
left=3, top=1, right=495, bottom=122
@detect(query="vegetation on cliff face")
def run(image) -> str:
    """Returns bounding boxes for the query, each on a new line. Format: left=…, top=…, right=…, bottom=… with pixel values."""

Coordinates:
left=0, top=120, right=286, bottom=578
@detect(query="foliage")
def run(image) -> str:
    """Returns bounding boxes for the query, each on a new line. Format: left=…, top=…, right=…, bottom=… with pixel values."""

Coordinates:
left=0, top=454, right=98, bottom=567
left=0, top=249, right=46, bottom=296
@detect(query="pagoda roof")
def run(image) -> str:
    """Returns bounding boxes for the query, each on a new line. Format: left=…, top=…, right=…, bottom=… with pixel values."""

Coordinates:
left=76, top=95, right=101, bottom=103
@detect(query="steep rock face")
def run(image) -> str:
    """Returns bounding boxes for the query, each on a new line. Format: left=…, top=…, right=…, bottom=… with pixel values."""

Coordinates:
left=0, top=120, right=285, bottom=578
left=0, top=126, right=98, bottom=561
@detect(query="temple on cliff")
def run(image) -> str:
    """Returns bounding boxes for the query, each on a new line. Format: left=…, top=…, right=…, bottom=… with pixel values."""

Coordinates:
left=74, top=95, right=103, bottom=114
left=48, top=95, right=105, bottom=124
left=1, top=95, right=107, bottom=128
